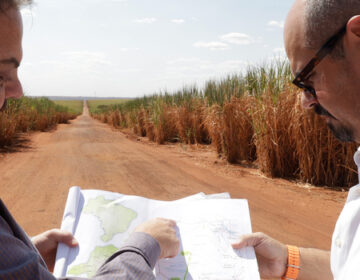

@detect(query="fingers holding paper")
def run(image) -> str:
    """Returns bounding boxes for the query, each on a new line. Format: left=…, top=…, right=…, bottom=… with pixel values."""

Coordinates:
left=232, top=232, right=288, bottom=279
left=32, top=229, right=78, bottom=271
left=135, top=218, right=180, bottom=259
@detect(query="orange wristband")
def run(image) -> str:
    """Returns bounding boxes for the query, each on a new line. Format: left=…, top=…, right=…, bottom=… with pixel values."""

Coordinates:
left=281, top=245, right=300, bottom=280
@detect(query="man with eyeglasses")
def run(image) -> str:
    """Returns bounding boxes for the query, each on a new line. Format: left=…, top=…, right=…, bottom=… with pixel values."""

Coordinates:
left=0, top=0, right=179, bottom=279
left=233, top=0, right=360, bottom=279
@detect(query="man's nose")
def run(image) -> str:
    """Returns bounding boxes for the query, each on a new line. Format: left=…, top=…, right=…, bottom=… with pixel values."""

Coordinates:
left=301, top=91, right=318, bottom=109
left=5, top=77, right=23, bottom=99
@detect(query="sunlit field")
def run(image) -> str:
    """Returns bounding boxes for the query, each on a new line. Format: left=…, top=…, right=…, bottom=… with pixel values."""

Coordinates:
left=53, top=100, right=84, bottom=115
left=91, top=60, right=358, bottom=189
left=87, top=99, right=132, bottom=114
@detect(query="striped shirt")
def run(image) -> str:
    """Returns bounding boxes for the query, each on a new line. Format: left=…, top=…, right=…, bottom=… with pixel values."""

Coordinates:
left=0, top=199, right=160, bottom=279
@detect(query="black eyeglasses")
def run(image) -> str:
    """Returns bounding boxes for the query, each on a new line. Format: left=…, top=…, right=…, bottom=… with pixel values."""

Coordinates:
left=292, top=23, right=347, bottom=98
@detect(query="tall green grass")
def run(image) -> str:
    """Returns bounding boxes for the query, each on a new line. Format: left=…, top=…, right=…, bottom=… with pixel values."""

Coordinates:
left=92, top=59, right=357, bottom=188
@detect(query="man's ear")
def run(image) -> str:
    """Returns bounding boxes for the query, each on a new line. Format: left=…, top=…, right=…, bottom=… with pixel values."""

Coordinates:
left=348, top=15, right=360, bottom=39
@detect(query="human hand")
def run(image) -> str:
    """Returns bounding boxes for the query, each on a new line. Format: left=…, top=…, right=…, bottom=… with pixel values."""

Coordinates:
left=32, top=229, right=78, bottom=272
left=135, top=218, right=180, bottom=259
left=232, top=232, right=288, bottom=279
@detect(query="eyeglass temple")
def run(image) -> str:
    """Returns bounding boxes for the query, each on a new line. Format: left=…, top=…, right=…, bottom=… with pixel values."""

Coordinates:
left=294, top=23, right=347, bottom=83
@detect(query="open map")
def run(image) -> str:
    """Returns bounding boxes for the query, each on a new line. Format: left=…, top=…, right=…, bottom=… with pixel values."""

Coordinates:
left=54, top=186, right=260, bottom=279
left=67, top=195, right=138, bottom=277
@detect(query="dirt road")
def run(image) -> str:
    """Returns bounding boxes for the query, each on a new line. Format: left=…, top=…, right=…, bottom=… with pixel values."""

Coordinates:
left=0, top=102, right=347, bottom=251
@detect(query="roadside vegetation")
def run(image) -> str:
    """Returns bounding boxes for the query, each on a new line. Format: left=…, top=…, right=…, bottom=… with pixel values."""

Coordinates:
left=0, top=97, right=78, bottom=148
left=91, top=60, right=357, bottom=189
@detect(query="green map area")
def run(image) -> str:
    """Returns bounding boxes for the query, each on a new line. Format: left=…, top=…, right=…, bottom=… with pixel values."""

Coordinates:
left=67, top=196, right=138, bottom=277
left=68, top=245, right=118, bottom=277
left=83, top=196, right=138, bottom=242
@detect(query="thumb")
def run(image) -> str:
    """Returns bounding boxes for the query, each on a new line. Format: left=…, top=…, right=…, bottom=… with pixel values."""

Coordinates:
left=232, top=232, right=265, bottom=249
left=50, top=229, right=78, bottom=247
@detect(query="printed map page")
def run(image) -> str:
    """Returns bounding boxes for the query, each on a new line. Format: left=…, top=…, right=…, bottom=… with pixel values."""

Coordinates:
left=152, top=199, right=260, bottom=280
left=54, top=187, right=259, bottom=279
left=54, top=187, right=216, bottom=278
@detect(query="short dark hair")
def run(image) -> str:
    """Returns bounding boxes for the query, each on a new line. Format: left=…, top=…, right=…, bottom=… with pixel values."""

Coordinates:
left=304, top=0, right=360, bottom=59
left=0, top=0, right=32, bottom=13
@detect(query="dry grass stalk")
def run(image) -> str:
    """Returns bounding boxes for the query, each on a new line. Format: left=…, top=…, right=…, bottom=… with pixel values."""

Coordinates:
left=222, top=96, right=256, bottom=163
left=110, top=110, right=121, bottom=128
left=176, top=106, right=196, bottom=144
left=136, top=109, right=147, bottom=137
left=253, top=90, right=298, bottom=178
left=154, top=106, right=178, bottom=144
left=144, top=109, right=156, bottom=142
left=0, top=112, right=17, bottom=146
left=0, top=98, right=77, bottom=148
left=193, top=105, right=210, bottom=144
left=205, top=105, right=224, bottom=154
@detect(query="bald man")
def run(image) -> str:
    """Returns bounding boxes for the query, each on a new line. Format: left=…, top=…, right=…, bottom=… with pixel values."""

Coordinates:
left=233, top=1, right=360, bottom=280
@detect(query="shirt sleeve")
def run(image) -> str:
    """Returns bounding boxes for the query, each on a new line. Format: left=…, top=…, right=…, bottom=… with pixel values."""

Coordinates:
left=0, top=211, right=160, bottom=280
left=0, top=215, right=57, bottom=280
left=93, top=232, right=160, bottom=280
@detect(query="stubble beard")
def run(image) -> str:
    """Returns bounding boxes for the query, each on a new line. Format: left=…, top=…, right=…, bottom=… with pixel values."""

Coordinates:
left=327, top=121, right=354, bottom=142
left=313, top=103, right=354, bottom=142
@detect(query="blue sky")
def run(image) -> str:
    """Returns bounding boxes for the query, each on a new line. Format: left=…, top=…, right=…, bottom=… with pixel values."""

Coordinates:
left=20, top=0, right=293, bottom=98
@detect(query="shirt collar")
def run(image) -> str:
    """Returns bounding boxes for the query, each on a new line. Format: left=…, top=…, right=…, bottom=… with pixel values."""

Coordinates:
left=354, top=146, right=360, bottom=182
left=346, top=147, right=360, bottom=203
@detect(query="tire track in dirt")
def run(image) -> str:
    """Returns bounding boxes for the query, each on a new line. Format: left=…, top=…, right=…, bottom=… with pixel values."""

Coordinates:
left=0, top=102, right=346, bottom=251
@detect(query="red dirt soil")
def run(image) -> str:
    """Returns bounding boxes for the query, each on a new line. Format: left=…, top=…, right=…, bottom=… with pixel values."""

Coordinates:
left=0, top=103, right=348, bottom=253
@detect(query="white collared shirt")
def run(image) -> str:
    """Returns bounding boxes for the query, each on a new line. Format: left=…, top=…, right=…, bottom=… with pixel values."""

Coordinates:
left=331, top=147, right=360, bottom=279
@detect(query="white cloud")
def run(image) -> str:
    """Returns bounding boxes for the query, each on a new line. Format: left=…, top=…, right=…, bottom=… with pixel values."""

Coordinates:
left=134, top=18, right=157, bottom=24
left=62, top=51, right=111, bottom=65
left=118, top=68, right=143, bottom=73
left=267, top=20, right=284, bottom=28
left=193, top=41, right=229, bottom=51
left=166, top=57, right=247, bottom=77
left=167, top=58, right=208, bottom=65
left=166, top=58, right=213, bottom=72
left=171, top=19, right=185, bottom=24
left=220, top=33, right=252, bottom=45
left=219, top=60, right=247, bottom=70
left=119, top=48, right=140, bottom=52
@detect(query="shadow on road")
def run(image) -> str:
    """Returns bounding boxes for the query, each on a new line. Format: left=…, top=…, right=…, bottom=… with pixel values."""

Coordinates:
left=0, top=134, right=33, bottom=154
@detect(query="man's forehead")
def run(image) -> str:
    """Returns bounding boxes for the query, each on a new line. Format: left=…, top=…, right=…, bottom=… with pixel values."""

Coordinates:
left=287, top=44, right=316, bottom=77
left=0, top=8, right=23, bottom=70
left=284, top=0, right=310, bottom=74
